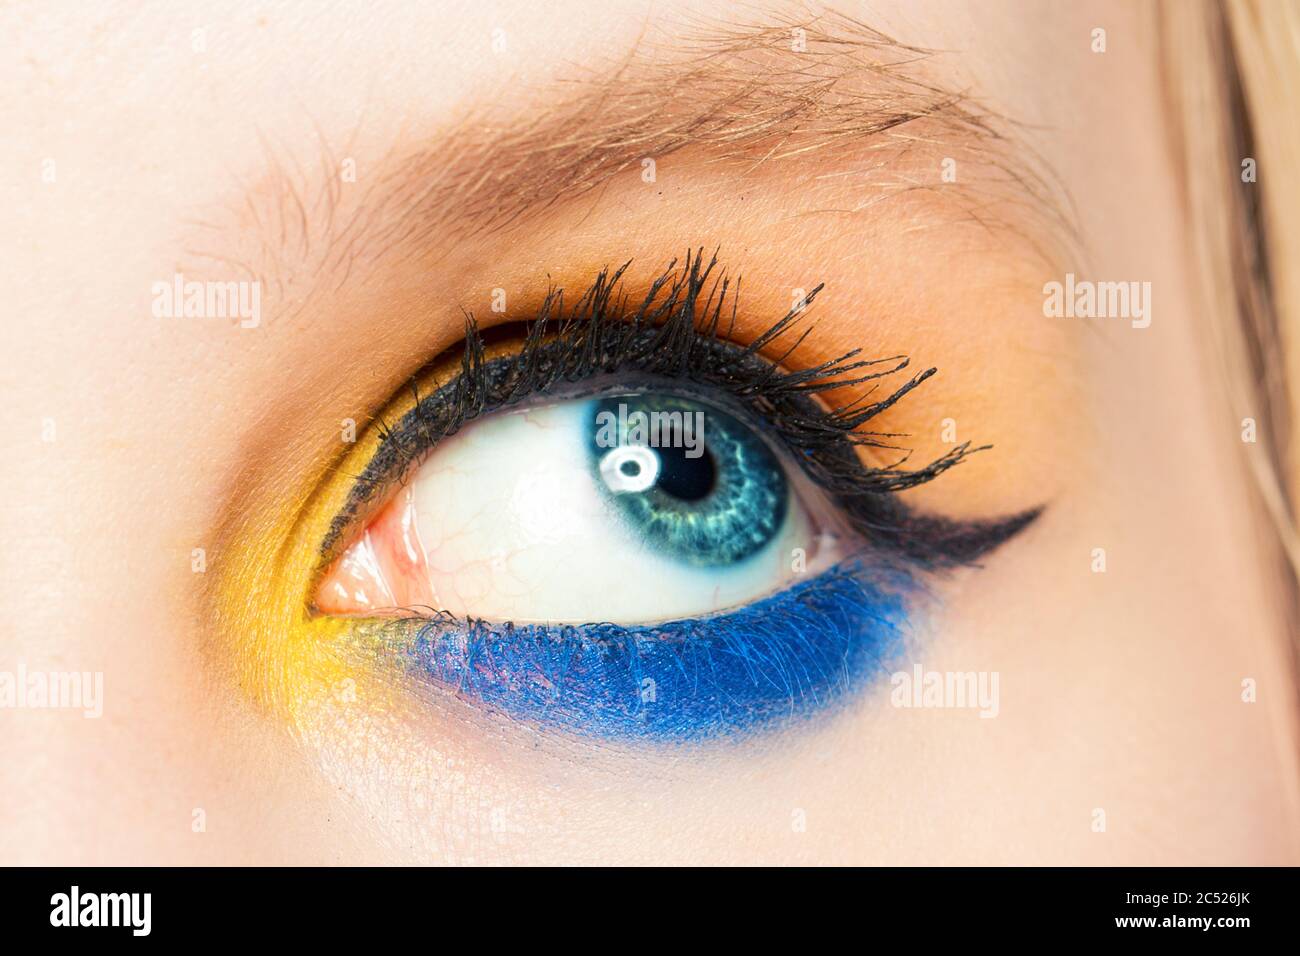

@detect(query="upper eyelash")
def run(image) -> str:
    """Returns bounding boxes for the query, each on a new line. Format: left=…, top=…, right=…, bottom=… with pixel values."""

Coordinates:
left=322, top=248, right=1038, bottom=567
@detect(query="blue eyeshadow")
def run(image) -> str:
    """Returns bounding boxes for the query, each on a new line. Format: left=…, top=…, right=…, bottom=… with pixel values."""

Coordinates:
left=393, top=560, right=914, bottom=742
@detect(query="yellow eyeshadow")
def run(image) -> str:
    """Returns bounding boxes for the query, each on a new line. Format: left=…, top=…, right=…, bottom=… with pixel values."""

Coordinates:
left=206, top=327, right=556, bottom=740
left=206, top=379, right=433, bottom=733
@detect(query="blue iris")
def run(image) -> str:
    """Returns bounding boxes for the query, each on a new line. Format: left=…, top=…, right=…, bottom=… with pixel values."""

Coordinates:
left=587, top=394, right=788, bottom=566
left=398, top=561, right=912, bottom=742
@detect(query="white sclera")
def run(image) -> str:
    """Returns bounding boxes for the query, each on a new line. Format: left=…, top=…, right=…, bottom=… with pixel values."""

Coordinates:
left=405, top=398, right=830, bottom=624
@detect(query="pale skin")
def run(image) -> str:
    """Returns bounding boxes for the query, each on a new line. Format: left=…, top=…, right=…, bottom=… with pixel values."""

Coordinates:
left=2, top=0, right=1297, bottom=864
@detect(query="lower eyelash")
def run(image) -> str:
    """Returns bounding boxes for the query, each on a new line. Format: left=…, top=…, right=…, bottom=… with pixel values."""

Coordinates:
left=355, top=559, right=917, bottom=742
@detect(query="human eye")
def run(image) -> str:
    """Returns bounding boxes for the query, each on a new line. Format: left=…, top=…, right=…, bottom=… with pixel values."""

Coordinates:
left=318, top=388, right=838, bottom=622
left=300, top=252, right=1037, bottom=743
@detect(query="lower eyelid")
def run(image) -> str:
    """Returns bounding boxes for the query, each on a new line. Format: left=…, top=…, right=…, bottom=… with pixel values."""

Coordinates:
left=351, top=558, right=916, bottom=742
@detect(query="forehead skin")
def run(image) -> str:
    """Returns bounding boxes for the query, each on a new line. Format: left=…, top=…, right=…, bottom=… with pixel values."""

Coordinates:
left=1, top=0, right=1297, bottom=863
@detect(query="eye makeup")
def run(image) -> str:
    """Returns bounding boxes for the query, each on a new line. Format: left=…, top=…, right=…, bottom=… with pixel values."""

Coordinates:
left=241, top=249, right=1038, bottom=747
left=322, top=251, right=1036, bottom=570
left=350, top=558, right=918, bottom=742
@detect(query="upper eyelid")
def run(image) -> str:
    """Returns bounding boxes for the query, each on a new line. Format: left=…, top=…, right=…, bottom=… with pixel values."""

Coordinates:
left=318, top=254, right=869, bottom=555
left=315, top=253, right=1035, bottom=577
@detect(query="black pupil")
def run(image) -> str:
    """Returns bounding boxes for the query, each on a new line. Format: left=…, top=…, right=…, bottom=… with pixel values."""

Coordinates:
left=653, top=444, right=716, bottom=501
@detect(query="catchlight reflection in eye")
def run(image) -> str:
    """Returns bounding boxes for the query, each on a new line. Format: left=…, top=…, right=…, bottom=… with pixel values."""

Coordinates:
left=317, top=392, right=846, bottom=623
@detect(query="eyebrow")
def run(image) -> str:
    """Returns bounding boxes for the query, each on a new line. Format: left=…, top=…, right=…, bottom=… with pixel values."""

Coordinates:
left=191, top=10, right=1071, bottom=298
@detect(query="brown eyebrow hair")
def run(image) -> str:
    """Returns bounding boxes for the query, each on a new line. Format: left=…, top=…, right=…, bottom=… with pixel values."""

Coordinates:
left=187, top=9, right=1073, bottom=301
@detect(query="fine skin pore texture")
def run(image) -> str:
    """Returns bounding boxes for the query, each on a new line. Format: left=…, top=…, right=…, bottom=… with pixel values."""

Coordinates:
left=2, top=0, right=1298, bottom=865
